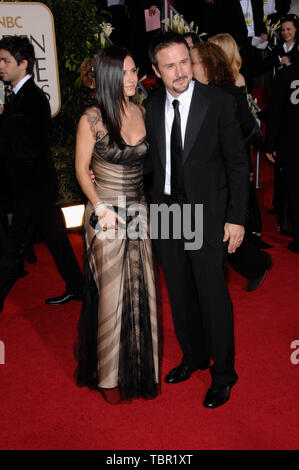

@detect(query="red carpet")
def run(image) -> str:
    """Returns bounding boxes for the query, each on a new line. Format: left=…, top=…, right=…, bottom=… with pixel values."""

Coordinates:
left=0, top=158, right=298, bottom=450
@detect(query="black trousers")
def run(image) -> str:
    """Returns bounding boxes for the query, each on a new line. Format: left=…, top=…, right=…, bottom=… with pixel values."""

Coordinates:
left=228, top=235, right=271, bottom=279
left=153, top=199, right=238, bottom=386
left=247, top=182, right=262, bottom=235
left=228, top=182, right=271, bottom=279
left=0, top=196, right=83, bottom=299
left=284, top=165, right=299, bottom=244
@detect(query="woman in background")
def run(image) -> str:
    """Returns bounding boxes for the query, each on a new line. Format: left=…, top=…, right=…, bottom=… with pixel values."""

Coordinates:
left=272, top=14, right=299, bottom=69
left=209, top=33, right=275, bottom=248
left=191, top=40, right=272, bottom=291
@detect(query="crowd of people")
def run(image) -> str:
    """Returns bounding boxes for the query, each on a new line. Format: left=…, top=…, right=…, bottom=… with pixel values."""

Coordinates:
left=0, top=1, right=298, bottom=409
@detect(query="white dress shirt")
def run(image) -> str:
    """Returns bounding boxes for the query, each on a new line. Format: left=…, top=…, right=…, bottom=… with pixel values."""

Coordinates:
left=240, top=0, right=255, bottom=37
left=283, top=42, right=295, bottom=53
left=164, top=80, right=194, bottom=195
left=13, top=74, right=31, bottom=94
left=107, top=0, right=124, bottom=6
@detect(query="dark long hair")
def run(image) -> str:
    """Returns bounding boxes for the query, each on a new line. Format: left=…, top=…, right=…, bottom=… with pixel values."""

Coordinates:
left=95, top=45, right=133, bottom=148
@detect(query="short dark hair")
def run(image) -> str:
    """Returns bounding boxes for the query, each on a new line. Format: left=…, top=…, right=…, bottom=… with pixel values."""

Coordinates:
left=0, top=35, right=35, bottom=75
left=148, top=31, right=189, bottom=69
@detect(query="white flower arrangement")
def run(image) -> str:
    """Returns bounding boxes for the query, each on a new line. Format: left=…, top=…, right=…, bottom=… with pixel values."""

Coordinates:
left=99, top=21, right=114, bottom=48
left=162, top=14, right=206, bottom=38
left=263, top=15, right=281, bottom=50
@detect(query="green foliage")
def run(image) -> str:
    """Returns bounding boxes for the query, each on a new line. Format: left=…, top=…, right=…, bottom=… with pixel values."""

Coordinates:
left=48, top=0, right=107, bottom=203
left=2, top=0, right=108, bottom=203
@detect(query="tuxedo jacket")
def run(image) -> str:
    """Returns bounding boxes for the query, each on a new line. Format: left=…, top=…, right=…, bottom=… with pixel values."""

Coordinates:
left=0, top=78, right=57, bottom=202
left=265, top=62, right=299, bottom=166
left=200, top=0, right=266, bottom=44
left=145, top=80, right=250, bottom=247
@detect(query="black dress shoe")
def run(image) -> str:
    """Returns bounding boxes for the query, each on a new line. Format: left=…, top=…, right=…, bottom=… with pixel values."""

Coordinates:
left=165, top=362, right=209, bottom=384
left=45, top=291, right=82, bottom=305
left=255, top=239, right=274, bottom=249
left=288, top=242, right=299, bottom=253
left=246, top=270, right=267, bottom=292
left=250, top=234, right=273, bottom=249
left=278, top=225, right=292, bottom=237
left=203, top=384, right=232, bottom=409
left=26, top=250, right=37, bottom=264
left=268, top=208, right=279, bottom=215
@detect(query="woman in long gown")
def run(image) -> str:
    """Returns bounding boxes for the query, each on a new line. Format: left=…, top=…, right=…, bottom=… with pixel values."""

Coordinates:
left=75, top=46, right=160, bottom=404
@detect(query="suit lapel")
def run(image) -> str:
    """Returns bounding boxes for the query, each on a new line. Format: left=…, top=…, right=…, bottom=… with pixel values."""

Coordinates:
left=10, top=78, right=33, bottom=112
left=182, top=81, right=210, bottom=165
left=154, top=89, right=167, bottom=170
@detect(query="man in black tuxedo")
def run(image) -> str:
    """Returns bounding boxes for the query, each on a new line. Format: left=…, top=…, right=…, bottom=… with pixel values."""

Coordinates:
left=266, top=62, right=299, bottom=253
left=195, top=0, right=267, bottom=89
left=0, top=36, right=83, bottom=312
left=146, top=32, right=249, bottom=408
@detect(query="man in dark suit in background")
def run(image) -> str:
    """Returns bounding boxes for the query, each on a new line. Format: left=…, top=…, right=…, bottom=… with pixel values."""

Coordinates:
left=146, top=32, right=249, bottom=408
left=266, top=61, right=299, bottom=253
left=125, top=0, right=162, bottom=75
left=190, top=0, right=267, bottom=89
left=0, top=36, right=83, bottom=312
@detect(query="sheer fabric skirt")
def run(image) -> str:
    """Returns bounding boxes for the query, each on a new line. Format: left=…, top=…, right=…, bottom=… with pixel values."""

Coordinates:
left=77, top=155, right=160, bottom=402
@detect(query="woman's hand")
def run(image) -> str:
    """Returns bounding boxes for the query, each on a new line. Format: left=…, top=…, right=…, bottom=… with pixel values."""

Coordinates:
left=266, top=151, right=276, bottom=163
left=149, top=5, right=157, bottom=16
left=97, top=206, right=119, bottom=231
left=95, top=204, right=125, bottom=232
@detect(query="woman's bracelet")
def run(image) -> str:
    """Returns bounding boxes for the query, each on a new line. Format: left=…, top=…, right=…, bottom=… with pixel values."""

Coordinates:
left=93, top=201, right=106, bottom=216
